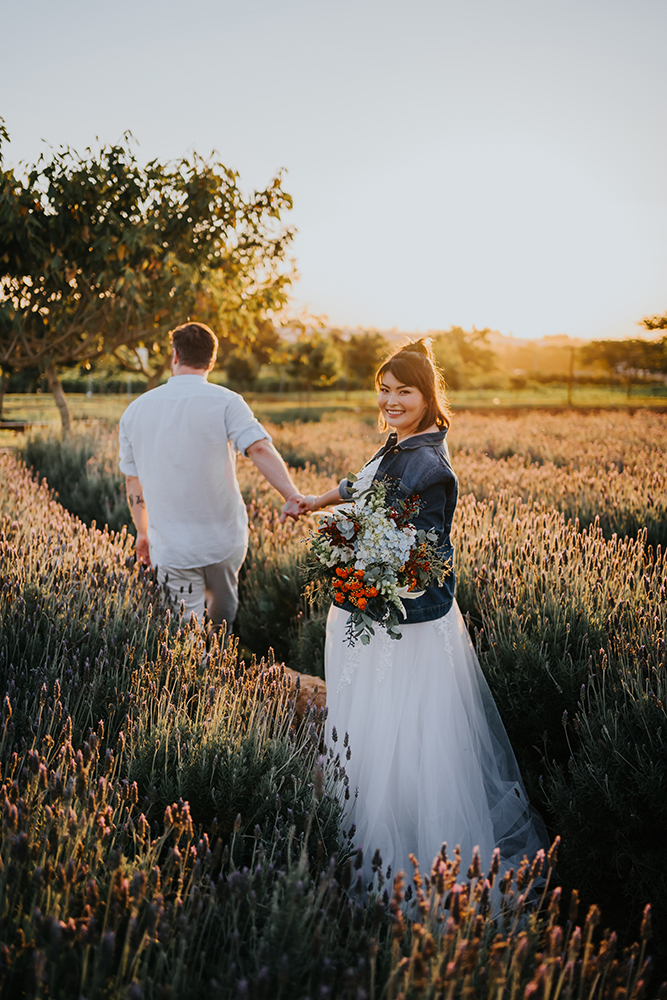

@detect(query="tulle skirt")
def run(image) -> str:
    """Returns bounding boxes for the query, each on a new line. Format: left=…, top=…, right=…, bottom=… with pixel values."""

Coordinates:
left=325, top=601, right=548, bottom=883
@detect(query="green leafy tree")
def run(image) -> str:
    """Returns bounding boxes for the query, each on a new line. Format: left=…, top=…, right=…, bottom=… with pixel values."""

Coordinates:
left=580, top=337, right=667, bottom=397
left=224, top=349, right=261, bottom=389
left=432, top=326, right=496, bottom=390
left=285, top=330, right=342, bottom=392
left=0, top=126, right=293, bottom=428
left=219, top=317, right=284, bottom=390
left=342, top=330, right=389, bottom=388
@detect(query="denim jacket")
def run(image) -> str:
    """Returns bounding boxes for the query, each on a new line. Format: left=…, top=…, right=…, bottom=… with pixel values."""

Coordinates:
left=338, top=429, right=458, bottom=624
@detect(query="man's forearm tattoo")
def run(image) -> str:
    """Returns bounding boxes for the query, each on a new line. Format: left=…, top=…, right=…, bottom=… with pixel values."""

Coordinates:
left=128, top=493, right=145, bottom=509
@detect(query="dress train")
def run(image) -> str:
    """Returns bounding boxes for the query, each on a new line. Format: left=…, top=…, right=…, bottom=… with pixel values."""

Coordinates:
left=325, top=600, right=548, bottom=884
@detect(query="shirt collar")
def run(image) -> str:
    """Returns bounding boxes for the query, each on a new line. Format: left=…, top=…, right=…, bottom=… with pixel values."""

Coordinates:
left=168, top=373, right=208, bottom=385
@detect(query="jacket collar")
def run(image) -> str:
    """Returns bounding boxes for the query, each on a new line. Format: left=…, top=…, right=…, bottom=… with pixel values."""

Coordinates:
left=381, top=428, right=448, bottom=453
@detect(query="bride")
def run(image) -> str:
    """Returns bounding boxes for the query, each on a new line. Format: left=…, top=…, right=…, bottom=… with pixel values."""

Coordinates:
left=296, top=339, right=547, bottom=884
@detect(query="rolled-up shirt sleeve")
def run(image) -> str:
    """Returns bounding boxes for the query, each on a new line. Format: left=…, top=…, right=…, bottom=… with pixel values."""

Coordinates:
left=225, top=394, right=272, bottom=455
left=118, top=415, right=139, bottom=476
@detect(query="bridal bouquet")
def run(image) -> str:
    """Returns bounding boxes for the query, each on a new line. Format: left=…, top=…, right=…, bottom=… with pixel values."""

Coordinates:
left=307, top=476, right=451, bottom=646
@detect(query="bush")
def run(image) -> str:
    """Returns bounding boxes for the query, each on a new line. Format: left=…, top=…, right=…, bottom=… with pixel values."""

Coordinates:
left=0, top=453, right=165, bottom=754
left=2, top=426, right=667, bottom=996
left=0, top=739, right=657, bottom=1000
left=453, top=491, right=667, bottom=963
left=124, top=643, right=342, bottom=867
left=21, top=423, right=131, bottom=534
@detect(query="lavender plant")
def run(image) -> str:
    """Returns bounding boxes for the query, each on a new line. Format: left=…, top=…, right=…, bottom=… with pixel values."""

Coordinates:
left=452, top=490, right=667, bottom=960
left=21, top=422, right=131, bottom=534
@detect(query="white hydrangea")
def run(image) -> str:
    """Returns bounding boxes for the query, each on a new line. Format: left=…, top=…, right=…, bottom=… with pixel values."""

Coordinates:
left=312, top=486, right=417, bottom=576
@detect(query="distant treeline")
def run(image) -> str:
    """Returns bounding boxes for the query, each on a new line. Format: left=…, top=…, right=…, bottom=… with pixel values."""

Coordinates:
left=4, top=326, right=666, bottom=399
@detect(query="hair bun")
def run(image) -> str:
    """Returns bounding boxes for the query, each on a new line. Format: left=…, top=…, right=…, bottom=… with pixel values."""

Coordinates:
left=396, top=337, right=434, bottom=361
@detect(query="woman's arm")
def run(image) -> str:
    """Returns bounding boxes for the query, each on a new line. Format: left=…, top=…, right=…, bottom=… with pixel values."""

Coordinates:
left=298, top=485, right=344, bottom=512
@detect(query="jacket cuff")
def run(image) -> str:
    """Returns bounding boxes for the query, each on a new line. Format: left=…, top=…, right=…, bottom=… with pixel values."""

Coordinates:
left=338, top=478, right=354, bottom=500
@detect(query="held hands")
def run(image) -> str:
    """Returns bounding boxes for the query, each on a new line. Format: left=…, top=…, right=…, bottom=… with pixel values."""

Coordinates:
left=280, top=495, right=304, bottom=523
left=297, top=495, right=321, bottom=514
left=279, top=494, right=322, bottom=523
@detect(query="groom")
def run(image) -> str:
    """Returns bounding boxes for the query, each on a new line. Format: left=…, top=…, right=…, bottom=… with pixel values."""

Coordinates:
left=119, top=322, right=303, bottom=628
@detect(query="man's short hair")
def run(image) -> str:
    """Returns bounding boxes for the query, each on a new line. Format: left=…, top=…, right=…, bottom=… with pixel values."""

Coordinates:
left=171, top=323, right=219, bottom=370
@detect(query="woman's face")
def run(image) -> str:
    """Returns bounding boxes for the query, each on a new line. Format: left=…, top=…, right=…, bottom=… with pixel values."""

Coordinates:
left=377, top=369, right=427, bottom=440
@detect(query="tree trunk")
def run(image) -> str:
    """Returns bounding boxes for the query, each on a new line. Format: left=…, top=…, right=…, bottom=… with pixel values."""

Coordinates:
left=45, top=362, right=71, bottom=434
left=146, top=359, right=169, bottom=391
left=0, top=368, right=6, bottom=421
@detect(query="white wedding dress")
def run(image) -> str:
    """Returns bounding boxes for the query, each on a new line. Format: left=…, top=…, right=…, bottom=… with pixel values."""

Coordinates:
left=325, top=458, right=547, bottom=885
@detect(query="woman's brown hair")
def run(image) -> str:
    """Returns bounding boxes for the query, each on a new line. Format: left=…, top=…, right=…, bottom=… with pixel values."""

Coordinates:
left=375, top=338, right=451, bottom=433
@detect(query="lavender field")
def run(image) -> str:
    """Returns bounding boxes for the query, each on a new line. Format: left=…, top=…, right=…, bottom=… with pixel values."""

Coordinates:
left=1, top=408, right=665, bottom=998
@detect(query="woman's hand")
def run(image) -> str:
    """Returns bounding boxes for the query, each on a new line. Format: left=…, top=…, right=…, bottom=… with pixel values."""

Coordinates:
left=298, top=495, right=322, bottom=513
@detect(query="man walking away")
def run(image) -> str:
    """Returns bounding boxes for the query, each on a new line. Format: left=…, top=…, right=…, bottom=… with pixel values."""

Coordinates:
left=119, top=322, right=303, bottom=628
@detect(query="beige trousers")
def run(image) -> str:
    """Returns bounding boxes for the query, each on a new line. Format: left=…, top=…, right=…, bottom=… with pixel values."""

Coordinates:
left=157, top=542, right=247, bottom=627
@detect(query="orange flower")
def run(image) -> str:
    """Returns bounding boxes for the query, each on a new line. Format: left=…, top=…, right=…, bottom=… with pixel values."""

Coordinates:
left=336, top=567, right=349, bottom=578
left=367, top=586, right=378, bottom=597
left=334, top=592, right=345, bottom=603
left=354, top=569, right=364, bottom=578
left=357, top=598, right=367, bottom=609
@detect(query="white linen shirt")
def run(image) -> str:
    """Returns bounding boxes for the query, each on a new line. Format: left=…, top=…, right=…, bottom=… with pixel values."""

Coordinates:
left=118, top=375, right=270, bottom=569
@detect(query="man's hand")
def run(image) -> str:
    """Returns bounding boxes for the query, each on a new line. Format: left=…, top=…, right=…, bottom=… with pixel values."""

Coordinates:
left=280, top=494, right=306, bottom=523
left=136, top=530, right=152, bottom=566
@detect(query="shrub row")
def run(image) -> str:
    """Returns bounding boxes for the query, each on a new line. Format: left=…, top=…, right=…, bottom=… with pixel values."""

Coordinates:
left=453, top=491, right=667, bottom=963
left=24, top=410, right=667, bottom=549
left=12, top=412, right=667, bottom=978
left=2, top=451, right=662, bottom=997
left=21, top=422, right=132, bottom=535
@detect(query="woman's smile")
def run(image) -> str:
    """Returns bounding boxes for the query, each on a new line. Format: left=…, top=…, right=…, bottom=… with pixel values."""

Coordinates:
left=378, top=370, right=427, bottom=440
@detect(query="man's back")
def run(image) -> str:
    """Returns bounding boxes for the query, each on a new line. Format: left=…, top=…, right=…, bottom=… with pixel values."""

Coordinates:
left=119, top=374, right=269, bottom=569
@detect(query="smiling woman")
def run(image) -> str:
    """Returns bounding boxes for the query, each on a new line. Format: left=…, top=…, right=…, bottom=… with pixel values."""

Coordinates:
left=376, top=341, right=451, bottom=441
left=298, top=338, right=548, bottom=889
left=378, top=371, right=429, bottom=439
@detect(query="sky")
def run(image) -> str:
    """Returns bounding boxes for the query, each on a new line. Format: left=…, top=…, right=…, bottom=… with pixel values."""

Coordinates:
left=1, top=0, right=666, bottom=340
